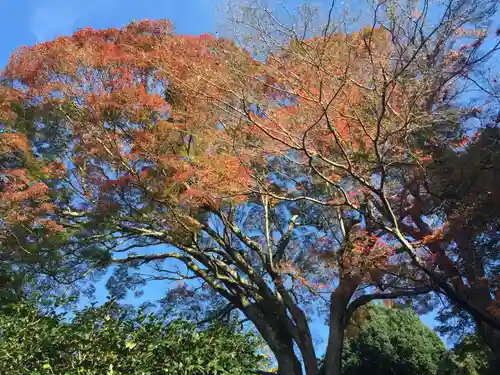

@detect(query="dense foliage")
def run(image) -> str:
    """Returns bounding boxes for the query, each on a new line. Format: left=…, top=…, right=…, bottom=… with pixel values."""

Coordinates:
left=0, top=299, right=493, bottom=375
left=342, top=306, right=447, bottom=375
left=445, top=335, right=498, bottom=375
left=0, top=301, right=264, bottom=375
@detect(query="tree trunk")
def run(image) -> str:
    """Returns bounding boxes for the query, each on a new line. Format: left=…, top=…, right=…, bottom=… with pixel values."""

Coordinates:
left=322, top=280, right=357, bottom=375
left=244, top=303, right=304, bottom=375
left=274, top=352, right=304, bottom=375
left=323, top=309, right=345, bottom=375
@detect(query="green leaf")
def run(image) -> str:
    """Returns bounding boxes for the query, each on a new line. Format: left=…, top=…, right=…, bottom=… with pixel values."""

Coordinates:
left=125, top=340, right=136, bottom=350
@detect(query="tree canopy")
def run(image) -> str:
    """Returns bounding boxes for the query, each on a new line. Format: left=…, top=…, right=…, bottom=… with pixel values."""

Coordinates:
left=0, top=1, right=499, bottom=374
left=342, top=305, right=447, bottom=375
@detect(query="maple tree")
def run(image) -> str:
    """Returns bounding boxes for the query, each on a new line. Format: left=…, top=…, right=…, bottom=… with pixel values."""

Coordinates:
left=0, top=1, right=499, bottom=375
left=0, top=84, right=95, bottom=302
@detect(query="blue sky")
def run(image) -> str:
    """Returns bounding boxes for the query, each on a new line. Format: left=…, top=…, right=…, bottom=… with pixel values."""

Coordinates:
left=0, top=0, right=223, bottom=67
left=0, top=0, right=442, bottom=351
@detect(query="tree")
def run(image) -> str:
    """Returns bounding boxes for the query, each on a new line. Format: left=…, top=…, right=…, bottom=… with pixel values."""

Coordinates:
left=424, top=126, right=500, bottom=356
left=0, top=21, right=432, bottom=375
left=0, top=85, right=99, bottom=303
left=0, top=299, right=265, bottom=375
left=1, top=1, right=499, bottom=375
left=446, top=334, right=498, bottom=375
left=341, top=305, right=447, bottom=375
left=211, top=0, right=500, bottom=370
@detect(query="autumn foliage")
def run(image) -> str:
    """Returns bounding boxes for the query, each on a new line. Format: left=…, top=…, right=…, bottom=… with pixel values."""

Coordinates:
left=1, top=20, right=259, bottom=237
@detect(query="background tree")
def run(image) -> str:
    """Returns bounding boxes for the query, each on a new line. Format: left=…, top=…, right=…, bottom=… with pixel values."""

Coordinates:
left=444, top=334, right=497, bottom=375
left=341, top=304, right=447, bottom=375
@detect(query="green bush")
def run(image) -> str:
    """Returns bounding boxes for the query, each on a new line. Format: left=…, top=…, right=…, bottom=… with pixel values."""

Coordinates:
left=0, top=301, right=263, bottom=375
